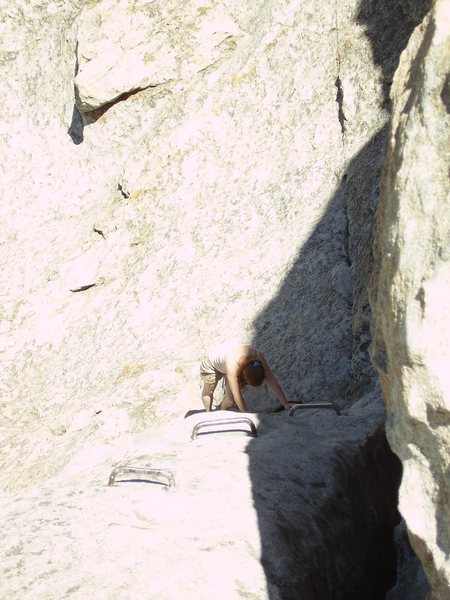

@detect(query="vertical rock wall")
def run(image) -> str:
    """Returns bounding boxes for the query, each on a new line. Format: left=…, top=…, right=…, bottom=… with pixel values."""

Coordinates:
left=0, top=0, right=390, bottom=490
left=371, top=0, right=450, bottom=596
left=0, top=0, right=446, bottom=596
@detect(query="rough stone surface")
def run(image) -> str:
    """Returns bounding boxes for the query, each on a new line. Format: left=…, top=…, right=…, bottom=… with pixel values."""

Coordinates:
left=75, top=0, right=241, bottom=112
left=0, top=0, right=442, bottom=596
left=0, top=398, right=400, bottom=600
left=371, top=0, right=450, bottom=596
left=0, top=0, right=390, bottom=494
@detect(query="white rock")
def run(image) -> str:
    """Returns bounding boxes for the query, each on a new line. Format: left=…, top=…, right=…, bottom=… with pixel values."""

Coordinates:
left=371, top=0, right=450, bottom=594
left=75, top=0, right=241, bottom=111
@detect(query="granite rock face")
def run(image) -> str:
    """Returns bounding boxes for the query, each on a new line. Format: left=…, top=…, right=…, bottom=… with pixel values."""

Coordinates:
left=0, top=0, right=444, bottom=597
left=1, top=399, right=401, bottom=600
left=371, top=0, right=450, bottom=596
left=75, top=0, right=241, bottom=112
left=0, top=0, right=391, bottom=493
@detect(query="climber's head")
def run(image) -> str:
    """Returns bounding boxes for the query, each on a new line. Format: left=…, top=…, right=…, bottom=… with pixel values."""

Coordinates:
left=242, top=360, right=265, bottom=387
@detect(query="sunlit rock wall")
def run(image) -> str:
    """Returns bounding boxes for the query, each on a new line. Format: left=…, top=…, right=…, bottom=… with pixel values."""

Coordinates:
left=371, top=0, right=450, bottom=596
left=0, top=0, right=391, bottom=491
left=0, top=0, right=442, bottom=596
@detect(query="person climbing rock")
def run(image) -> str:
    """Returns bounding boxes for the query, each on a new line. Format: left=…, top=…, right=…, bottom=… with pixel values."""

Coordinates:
left=200, top=340, right=292, bottom=412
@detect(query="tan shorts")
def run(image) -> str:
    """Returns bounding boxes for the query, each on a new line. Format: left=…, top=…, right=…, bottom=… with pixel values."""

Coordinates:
left=200, top=355, right=229, bottom=408
left=200, top=355, right=224, bottom=386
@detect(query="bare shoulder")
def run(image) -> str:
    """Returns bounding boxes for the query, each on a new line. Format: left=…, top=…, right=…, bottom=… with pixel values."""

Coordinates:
left=225, top=343, right=256, bottom=370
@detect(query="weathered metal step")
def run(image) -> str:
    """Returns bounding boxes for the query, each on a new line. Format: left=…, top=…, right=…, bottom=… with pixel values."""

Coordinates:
left=108, top=466, right=176, bottom=488
left=191, top=417, right=257, bottom=440
left=289, top=402, right=341, bottom=416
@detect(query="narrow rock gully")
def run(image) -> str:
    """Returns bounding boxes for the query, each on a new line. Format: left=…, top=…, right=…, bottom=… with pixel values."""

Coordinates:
left=104, top=400, right=402, bottom=599
left=1, top=397, right=402, bottom=600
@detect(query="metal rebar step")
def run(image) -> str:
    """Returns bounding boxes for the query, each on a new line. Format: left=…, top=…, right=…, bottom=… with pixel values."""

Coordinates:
left=288, top=402, right=341, bottom=416
left=191, top=416, right=257, bottom=440
left=108, top=466, right=176, bottom=488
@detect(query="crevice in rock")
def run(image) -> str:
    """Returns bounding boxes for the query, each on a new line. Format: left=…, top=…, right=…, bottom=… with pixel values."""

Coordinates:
left=69, top=283, right=97, bottom=293
left=441, top=72, right=450, bottom=114
left=386, top=519, right=431, bottom=599
left=415, top=285, right=425, bottom=317
left=335, top=75, right=347, bottom=137
left=93, top=227, right=106, bottom=240
left=68, top=46, right=84, bottom=145
left=67, top=103, right=84, bottom=145
left=117, top=183, right=130, bottom=200
left=250, top=421, right=403, bottom=599
left=342, top=174, right=351, bottom=268
left=334, top=4, right=347, bottom=140
left=79, top=80, right=175, bottom=123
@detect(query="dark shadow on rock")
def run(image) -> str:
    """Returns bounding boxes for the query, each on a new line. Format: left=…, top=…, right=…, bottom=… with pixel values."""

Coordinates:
left=245, top=1, right=432, bottom=596
left=245, top=415, right=402, bottom=599
left=385, top=519, right=431, bottom=599
left=244, top=126, right=389, bottom=414
left=441, top=72, right=450, bottom=114
left=78, top=84, right=171, bottom=125
left=68, top=45, right=84, bottom=145
left=246, top=129, right=400, bottom=600
left=356, top=0, right=433, bottom=107
left=67, top=103, right=84, bottom=145
left=184, top=409, right=207, bottom=418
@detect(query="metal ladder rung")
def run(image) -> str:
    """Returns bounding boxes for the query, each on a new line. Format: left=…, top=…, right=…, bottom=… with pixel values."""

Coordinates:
left=191, top=417, right=257, bottom=440
left=108, top=466, right=175, bottom=488
left=288, top=402, right=341, bottom=416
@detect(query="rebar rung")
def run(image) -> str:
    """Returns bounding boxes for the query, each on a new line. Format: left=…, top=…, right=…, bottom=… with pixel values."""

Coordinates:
left=288, top=402, right=341, bottom=416
left=108, top=466, right=175, bottom=488
left=191, top=417, right=257, bottom=440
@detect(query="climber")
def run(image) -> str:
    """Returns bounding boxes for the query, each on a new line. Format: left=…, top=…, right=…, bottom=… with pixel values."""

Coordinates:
left=200, top=340, right=292, bottom=412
